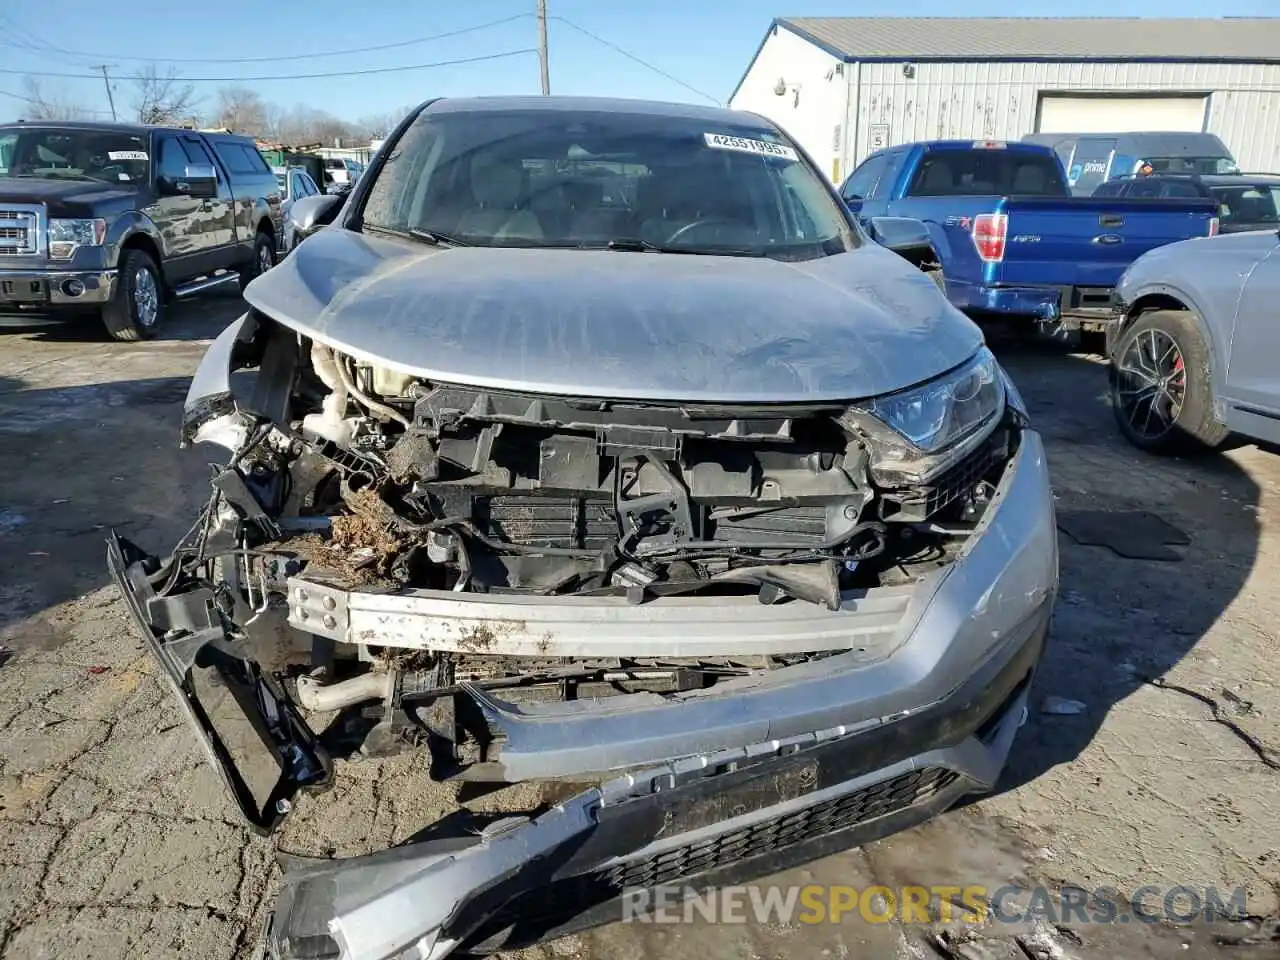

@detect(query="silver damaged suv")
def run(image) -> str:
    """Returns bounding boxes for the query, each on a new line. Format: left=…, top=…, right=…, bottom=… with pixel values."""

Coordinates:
left=108, top=96, right=1058, bottom=960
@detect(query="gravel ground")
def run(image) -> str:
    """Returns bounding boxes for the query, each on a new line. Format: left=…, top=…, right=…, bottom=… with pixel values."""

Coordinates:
left=0, top=298, right=1276, bottom=960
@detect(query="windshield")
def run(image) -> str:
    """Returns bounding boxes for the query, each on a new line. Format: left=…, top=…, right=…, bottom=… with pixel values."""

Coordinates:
left=1210, top=184, right=1280, bottom=228
left=0, top=127, right=150, bottom=184
left=360, top=108, right=857, bottom=258
left=1142, top=156, right=1239, bottom=175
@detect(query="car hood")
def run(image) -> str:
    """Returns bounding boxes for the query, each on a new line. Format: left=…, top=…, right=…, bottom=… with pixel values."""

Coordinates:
left=243, top=228, right=984, bottom=403
left=0, top=176, right=138, bottom=217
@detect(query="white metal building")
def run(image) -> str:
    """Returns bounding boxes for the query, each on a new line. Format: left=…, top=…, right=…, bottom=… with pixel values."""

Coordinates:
left=728, top=17, right=1280, bottom=183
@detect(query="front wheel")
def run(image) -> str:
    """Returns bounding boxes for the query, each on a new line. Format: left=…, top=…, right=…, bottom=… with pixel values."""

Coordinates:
left=102, top=248, right=164, bottom=341
left=1109, top=309, right=1229, bottom=454
left=240, top=231, right=276, bottom=291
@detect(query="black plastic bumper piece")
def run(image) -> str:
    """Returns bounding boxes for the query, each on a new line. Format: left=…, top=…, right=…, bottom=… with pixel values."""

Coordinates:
left=107, top=532, right=332, bottom=833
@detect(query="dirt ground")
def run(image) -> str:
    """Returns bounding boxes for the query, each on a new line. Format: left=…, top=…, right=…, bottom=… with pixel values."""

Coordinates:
left=0, top=296, right=1276, bottom=960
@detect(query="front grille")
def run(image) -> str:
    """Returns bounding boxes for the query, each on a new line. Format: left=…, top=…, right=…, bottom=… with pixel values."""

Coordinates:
left=0, top=206, right=40, bottom=256
left=711, top=505, right=826, bottom=546
left=600, top=766, right=957, bottom=889
left=469, top=766, right=958, bottom=941
left=477, top=494, right=616, bottom=550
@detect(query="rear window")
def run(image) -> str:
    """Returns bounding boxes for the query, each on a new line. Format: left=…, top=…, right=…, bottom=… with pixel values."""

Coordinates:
left=908, top=150, right=1067, bottom=197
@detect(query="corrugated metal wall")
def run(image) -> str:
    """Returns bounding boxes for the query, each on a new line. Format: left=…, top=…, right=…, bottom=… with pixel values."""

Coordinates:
left=845, top=60, right=1280, bottom=171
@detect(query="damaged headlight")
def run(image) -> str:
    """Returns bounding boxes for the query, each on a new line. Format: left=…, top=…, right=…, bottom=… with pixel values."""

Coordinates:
left=843, top=346, right=1006, bottom=486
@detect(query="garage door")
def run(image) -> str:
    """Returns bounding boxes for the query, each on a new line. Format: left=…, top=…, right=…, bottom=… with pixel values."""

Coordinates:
left=1037, top=96, right=1207, bottom=134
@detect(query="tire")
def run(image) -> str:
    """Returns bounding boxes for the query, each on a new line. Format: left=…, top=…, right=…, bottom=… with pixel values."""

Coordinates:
left=240, top=230, right=276, bottom=291
left=1109, top=309, right=1229, bottom=454
left=102, top=248, right=164, bottom=341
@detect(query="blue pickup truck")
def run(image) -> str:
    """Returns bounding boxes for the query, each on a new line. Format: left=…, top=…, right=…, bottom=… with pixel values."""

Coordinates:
left=841, top=139, right=1220, bottom=330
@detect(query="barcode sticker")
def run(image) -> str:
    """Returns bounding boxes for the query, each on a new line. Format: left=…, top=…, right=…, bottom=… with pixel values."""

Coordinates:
left=108, top=150, right=148, bottom=161
left=703, top=133, right=798, bottom=161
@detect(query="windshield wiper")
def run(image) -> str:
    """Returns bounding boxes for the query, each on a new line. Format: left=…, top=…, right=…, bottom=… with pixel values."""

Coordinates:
left=605, top=237, right=763, bottom=257
left=364, top=225, right=469, bottom=247
left=408, top=228, right=468, bottom=246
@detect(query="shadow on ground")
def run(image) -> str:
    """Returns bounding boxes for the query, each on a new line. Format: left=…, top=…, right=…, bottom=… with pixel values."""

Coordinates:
left=986, top=336, right=1259, bottom=796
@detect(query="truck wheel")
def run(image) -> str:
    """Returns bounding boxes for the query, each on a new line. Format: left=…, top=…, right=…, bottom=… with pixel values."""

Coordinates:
left=240, top=231, right=276, bottom=291
left=102, top=248, right=164, bottom=342
left=1109, top=309, right=1229, bottom=454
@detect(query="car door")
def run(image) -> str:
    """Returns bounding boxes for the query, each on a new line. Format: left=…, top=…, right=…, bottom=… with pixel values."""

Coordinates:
left=182, top=136, right=235, bottom=251
left=149, top=134, right=229, bottom=278
left=1223, top=237, right=1280, bottom=438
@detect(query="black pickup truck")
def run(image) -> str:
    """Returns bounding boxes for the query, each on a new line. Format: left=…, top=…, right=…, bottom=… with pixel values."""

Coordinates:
left=0, top=120, right=283, bottom=339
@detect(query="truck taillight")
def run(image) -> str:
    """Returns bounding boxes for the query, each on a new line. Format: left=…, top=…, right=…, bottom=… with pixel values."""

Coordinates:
left=1208, top=217, right=1220, bottom=237
left=972, top=213, right=1008, bottom=262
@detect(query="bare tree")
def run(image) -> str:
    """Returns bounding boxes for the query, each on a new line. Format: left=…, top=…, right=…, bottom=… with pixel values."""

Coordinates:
left=353, top=107, right=409, bottom=139
left=19, top=76, right=90, bottom=121
left=214, top=86, right=268, bottom=137
left=131, top=65, right=198, bottom=126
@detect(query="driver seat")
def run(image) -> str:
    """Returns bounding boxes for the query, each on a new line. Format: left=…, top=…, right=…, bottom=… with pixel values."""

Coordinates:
left=455, top=156, right=543, bottom=241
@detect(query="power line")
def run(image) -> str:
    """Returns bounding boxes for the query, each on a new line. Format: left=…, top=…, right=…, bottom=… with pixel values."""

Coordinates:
left=0, top=87, right=113, bottom=116
left=550, top=16, right=721, bottom=106
left=0, top=14, right=534, bottom=65
left=0, top=48, right=539, bottom=83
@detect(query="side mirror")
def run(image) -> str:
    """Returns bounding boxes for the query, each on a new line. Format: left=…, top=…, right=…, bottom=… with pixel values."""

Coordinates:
left=843, top=194, right=863, bottom=214
left=161, top=163, right=217, bottom=199
left=867, top=216, right=932, bottom=253
left=289, top=193, right=344, bottom=241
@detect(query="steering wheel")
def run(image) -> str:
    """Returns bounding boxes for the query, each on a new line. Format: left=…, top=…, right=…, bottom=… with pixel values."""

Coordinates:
left=665, top=218, right=741, bottom=246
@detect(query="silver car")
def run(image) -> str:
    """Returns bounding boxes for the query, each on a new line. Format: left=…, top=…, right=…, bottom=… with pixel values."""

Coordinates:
left=1107, top=229, right=1280, bottom=452
left=108, top=96, right=1058, bottom=960
left=272, top=164, right=323, bottom=251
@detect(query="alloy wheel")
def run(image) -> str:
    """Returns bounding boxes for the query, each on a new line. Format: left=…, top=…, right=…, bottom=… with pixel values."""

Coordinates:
left=1115, top=328, right=1186, bottom=440
left=134, top=266, right=159, bottom=328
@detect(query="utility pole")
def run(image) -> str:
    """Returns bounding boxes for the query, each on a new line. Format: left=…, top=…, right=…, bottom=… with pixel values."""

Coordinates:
left=94, top=65, right=117, bottom=121
left=536, top=0, right=550, bottom=95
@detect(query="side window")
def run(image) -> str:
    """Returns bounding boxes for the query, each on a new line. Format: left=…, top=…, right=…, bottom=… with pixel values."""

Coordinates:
left=868, top=151, right=905, bottom=200
left=1092, top=180, right=1125, bottom=198
left=842, top=153, right=888, bottom=200
left=181, top=138, right=217, bottom=171
left=212, top=141, right=265, bottom=179
left=1162, top=180, right=1203, bottom=199
left=157, top=137, right=188, bottom=182
left=289, top=173, right=302, bottom=199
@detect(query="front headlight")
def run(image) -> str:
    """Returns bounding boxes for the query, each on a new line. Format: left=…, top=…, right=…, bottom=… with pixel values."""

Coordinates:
left=48, top=218, right=107, bottom=260
left=842, top=347, right=1006, bottom=485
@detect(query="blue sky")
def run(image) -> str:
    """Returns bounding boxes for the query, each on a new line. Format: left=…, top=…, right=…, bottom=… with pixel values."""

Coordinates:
left=2, top=1, right=1277, bottom=124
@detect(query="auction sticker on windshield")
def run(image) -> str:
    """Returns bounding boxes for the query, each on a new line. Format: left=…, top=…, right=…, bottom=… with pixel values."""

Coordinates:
left=108, top=151, right=148, bottom=161
left=703, top=133, right=798, bottom=161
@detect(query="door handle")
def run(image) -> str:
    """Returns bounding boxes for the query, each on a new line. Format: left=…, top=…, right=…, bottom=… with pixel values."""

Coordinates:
left=1099, top=214, right=1125, bottom=228
left=200, top=199, right=213, bottom=212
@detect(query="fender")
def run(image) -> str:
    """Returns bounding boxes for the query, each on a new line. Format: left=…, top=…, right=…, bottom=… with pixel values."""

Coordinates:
left=1111, top=278, right=1226, bottom=415
left=250, top=195, right=280, bottom=240
left=105, top=210, right=166, bottom=266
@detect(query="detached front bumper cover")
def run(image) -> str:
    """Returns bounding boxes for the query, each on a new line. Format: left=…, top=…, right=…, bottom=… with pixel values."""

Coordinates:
left=259, top=600, right=1045, bottom=960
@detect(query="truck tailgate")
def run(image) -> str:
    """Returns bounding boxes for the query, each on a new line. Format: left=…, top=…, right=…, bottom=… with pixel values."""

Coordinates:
left=994, top=196, right=1218, bottom=287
